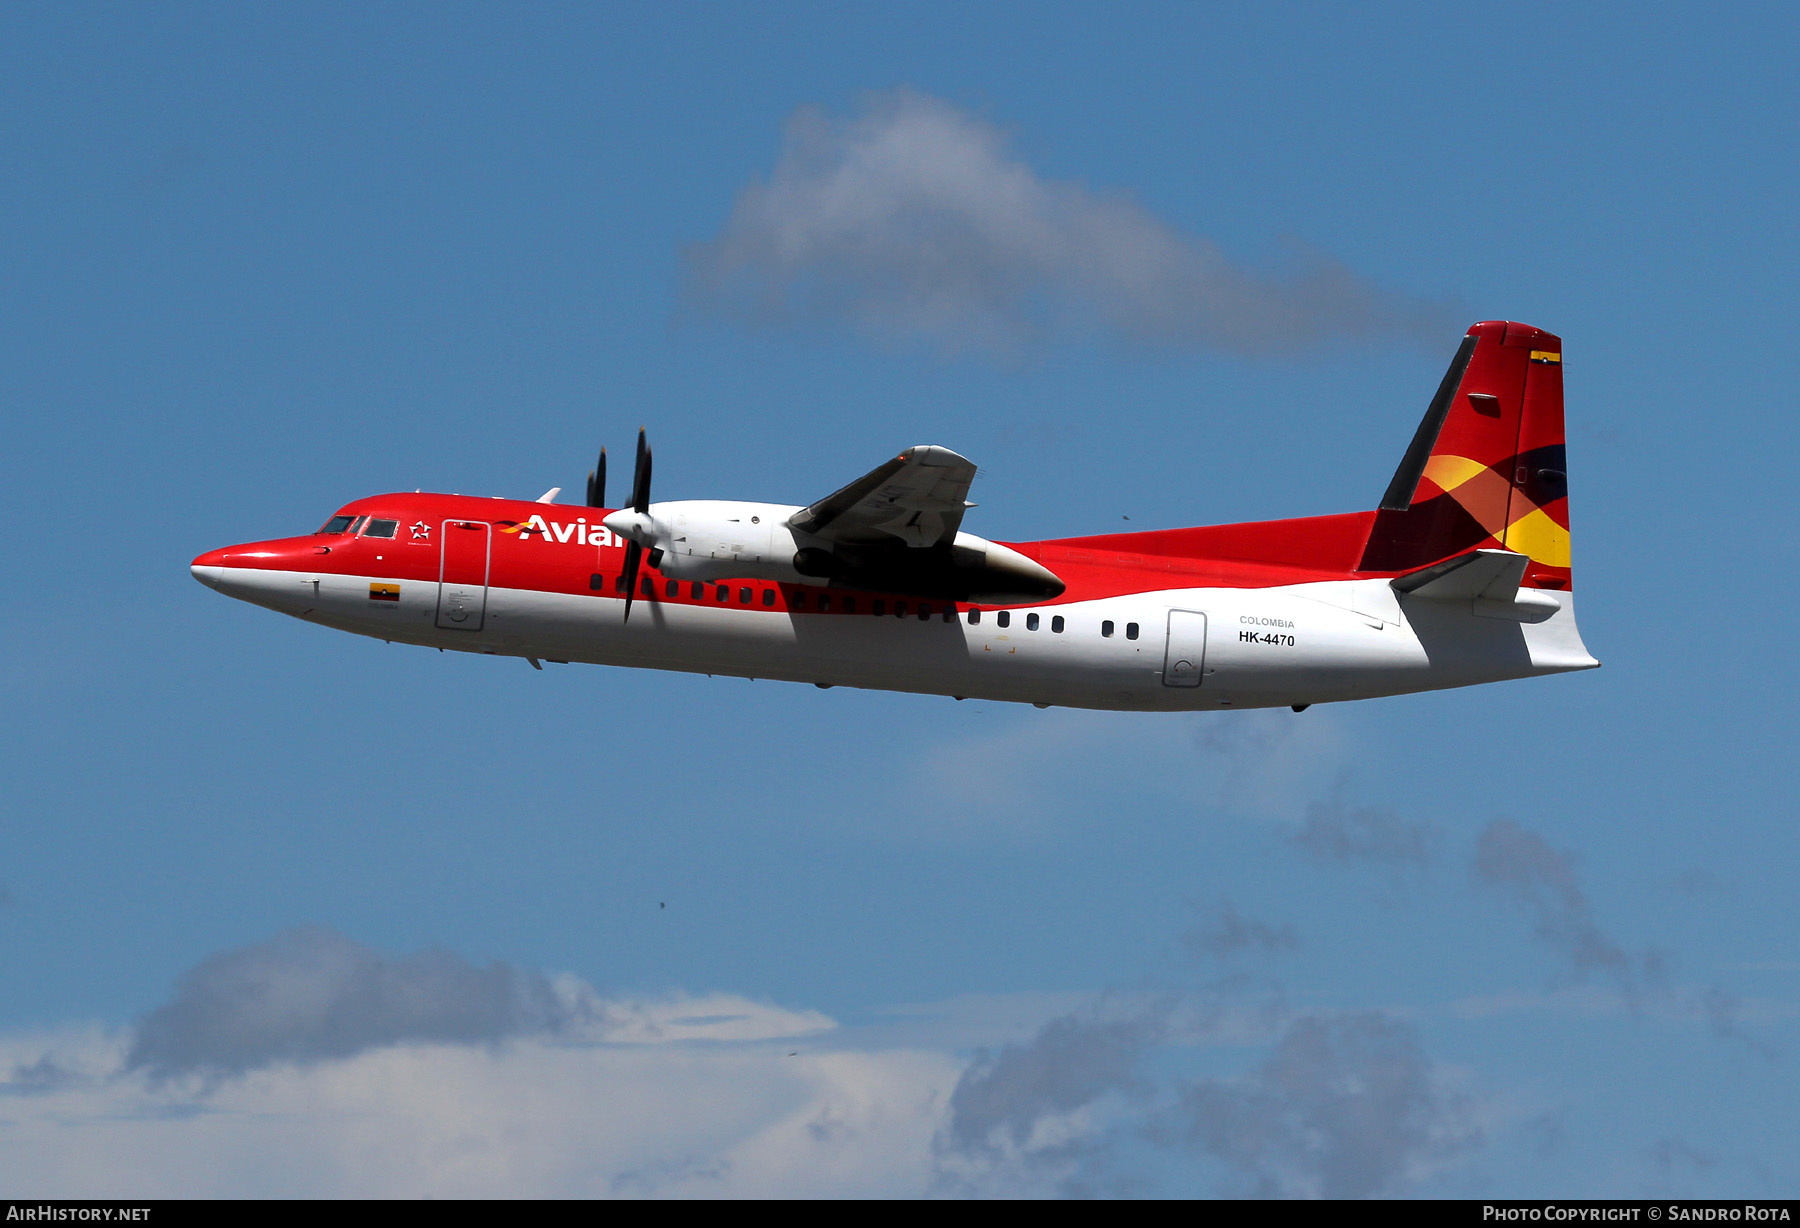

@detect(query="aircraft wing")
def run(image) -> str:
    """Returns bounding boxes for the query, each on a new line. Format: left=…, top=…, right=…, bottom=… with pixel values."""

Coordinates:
left=788, top=445, right=977, bottom=549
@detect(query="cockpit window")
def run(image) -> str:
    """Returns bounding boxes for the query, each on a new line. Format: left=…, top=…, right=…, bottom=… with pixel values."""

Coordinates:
left=363, top=518, right=399, bottom=539
left=320, top=515, right=356, bottom=534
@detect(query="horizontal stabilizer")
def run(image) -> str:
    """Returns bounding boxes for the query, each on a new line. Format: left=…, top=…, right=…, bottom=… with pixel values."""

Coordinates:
left=1392, top=549, right=1560, bottom=621
left=1392, top=549, right=1528, bottom=600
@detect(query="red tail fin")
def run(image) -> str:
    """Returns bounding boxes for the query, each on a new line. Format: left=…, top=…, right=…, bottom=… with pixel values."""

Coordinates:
left=1358, top=321, right=1571, bottom=590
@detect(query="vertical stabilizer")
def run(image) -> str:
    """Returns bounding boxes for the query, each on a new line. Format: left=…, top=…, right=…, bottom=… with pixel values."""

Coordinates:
left=1358, top=321, right=1571, bottom=591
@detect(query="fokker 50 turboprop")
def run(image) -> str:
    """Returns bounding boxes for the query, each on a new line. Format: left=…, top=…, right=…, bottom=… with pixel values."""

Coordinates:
left=192, top=321, right=1597, bottom=711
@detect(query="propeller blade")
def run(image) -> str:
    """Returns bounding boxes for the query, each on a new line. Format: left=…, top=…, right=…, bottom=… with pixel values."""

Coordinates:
left=619, top=428, right=652, bottom=622
left=630, top=428, right=652, bottom=513
left=586, top=447, right=606, bottom=508
left=620, top=539, right=642, bottom=623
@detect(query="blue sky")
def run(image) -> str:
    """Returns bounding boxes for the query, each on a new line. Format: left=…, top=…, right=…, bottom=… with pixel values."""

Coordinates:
left=1, top=1, right=1795, bottom=1197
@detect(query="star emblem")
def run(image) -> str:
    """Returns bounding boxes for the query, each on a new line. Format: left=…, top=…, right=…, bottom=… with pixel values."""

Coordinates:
left=410, top=521, right=431, bottom=541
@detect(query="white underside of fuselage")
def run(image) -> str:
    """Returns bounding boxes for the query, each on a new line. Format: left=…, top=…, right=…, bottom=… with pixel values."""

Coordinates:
left=191, top=566, right=1599, bottom=711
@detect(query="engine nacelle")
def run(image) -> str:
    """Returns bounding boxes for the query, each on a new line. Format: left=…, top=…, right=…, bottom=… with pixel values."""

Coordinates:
left=609, top=499, right=1062, bottom=601
left=634, top=500, right=808, bottom=584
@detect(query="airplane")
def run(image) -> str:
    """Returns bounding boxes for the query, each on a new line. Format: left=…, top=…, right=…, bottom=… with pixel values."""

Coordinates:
left=191, top=320, right=1597, bottom=712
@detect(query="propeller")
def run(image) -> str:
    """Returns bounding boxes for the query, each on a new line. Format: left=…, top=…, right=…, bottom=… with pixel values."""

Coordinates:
left=585, top=447, right=606, bottom=508
left=610, top=429, right=653, bottom=623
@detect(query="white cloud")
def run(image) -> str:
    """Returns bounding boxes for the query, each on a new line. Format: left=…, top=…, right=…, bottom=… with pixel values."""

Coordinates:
left=0, top=1015, right=957, bottom=1198
left=0, top=929, right=959, bottom=1197
left=595, top=989, right=835, bottom=1045
left=0, top=972, right=1486, bottom=1198
left=686, top=89, right=1457, bottom=359
left=41, top=903, right=1767, bottom=1197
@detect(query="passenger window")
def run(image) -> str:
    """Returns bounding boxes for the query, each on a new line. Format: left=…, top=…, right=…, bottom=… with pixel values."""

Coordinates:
left=819, top=594, right=831, bottom=612
left=1102, top=620, right=1114, bottom=637
left=364, top=518, right=399, bottom=539
left=642, top=576, right=654, bottom=597
left=944, top=608, right=955, bottom=623
left=762, top=588, right=775, bottom=607
left=895, top=601, right=908, bottom=618
left=739, top=587, right=752, bottom=604
left=918, top=604, right=931, bottom=620
left=791, top=591, right=805, bottom=611
left=615, top=575, right=628, bottom=594
left=996, top=610, right=1010, bottom=628
left=968, top=608, right=981, bottom=625
left=691, top=582, right=704, bottom=599
left=666, top=579, right=678, bottom=597
left=320, top=515, right=355, bottom=535
left=716, top=584, right=729, bottom=602
left=873, top=599, right=885, bottom=616
left=590, top=574, right=606, bottom=591
left=1052, top=615, right=1065, bottom=633
left=1026, top=613, right=1040, bottom=631
left=844, top=597, right=856, bottom=613
left=1126, top=622, right=1140, bottom=640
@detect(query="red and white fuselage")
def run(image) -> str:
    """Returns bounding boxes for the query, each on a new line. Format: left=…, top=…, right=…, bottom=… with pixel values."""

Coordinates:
left=192, top=321, right=1599, bottom=711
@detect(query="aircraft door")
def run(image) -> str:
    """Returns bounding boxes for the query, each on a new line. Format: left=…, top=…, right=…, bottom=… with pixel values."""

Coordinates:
left=1162, top=609, right=1207, bottom=687
left=436, top=519, right=490, bottom=631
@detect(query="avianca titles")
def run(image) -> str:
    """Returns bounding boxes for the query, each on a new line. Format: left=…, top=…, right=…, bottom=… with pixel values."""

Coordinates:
left=192, top=320, right=1598, bottom=712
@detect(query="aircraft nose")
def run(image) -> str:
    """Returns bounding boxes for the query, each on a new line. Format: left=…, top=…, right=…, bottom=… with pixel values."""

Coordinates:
left=191, top=546, right=232, bottom=589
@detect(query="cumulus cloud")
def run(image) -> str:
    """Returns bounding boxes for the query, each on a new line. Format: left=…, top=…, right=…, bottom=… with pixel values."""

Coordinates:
left=934, top=1002, right=1169, bottom=1196
left=941, top=1010, right=1161, bottom=1153
left=127, top=927, right=592, bottom=1077
left=1472, top=820, right=1663, bottom=1002
left=0, top=929, right=946, bottom=1197
left=1163, top=1011, right=1480, bottom=1198
left=931, top=972, right=1490, bottom=1198
left=685, top=89, right=1457, bottom=358
left=0, top=923, right=1513, bottom=1198
left=123, top=928, right=844, bottom=1080
left=5, top=1052, right=85, bottom=1094
left=0, top=1026, right=956, bottom=1198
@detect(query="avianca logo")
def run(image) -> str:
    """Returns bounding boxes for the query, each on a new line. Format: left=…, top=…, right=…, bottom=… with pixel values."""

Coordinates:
left=502, top=515, right=626, bottom=547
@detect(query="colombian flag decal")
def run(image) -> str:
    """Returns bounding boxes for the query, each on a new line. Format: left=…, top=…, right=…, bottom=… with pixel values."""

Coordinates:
left=369, top=583, right=401, bottom=602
